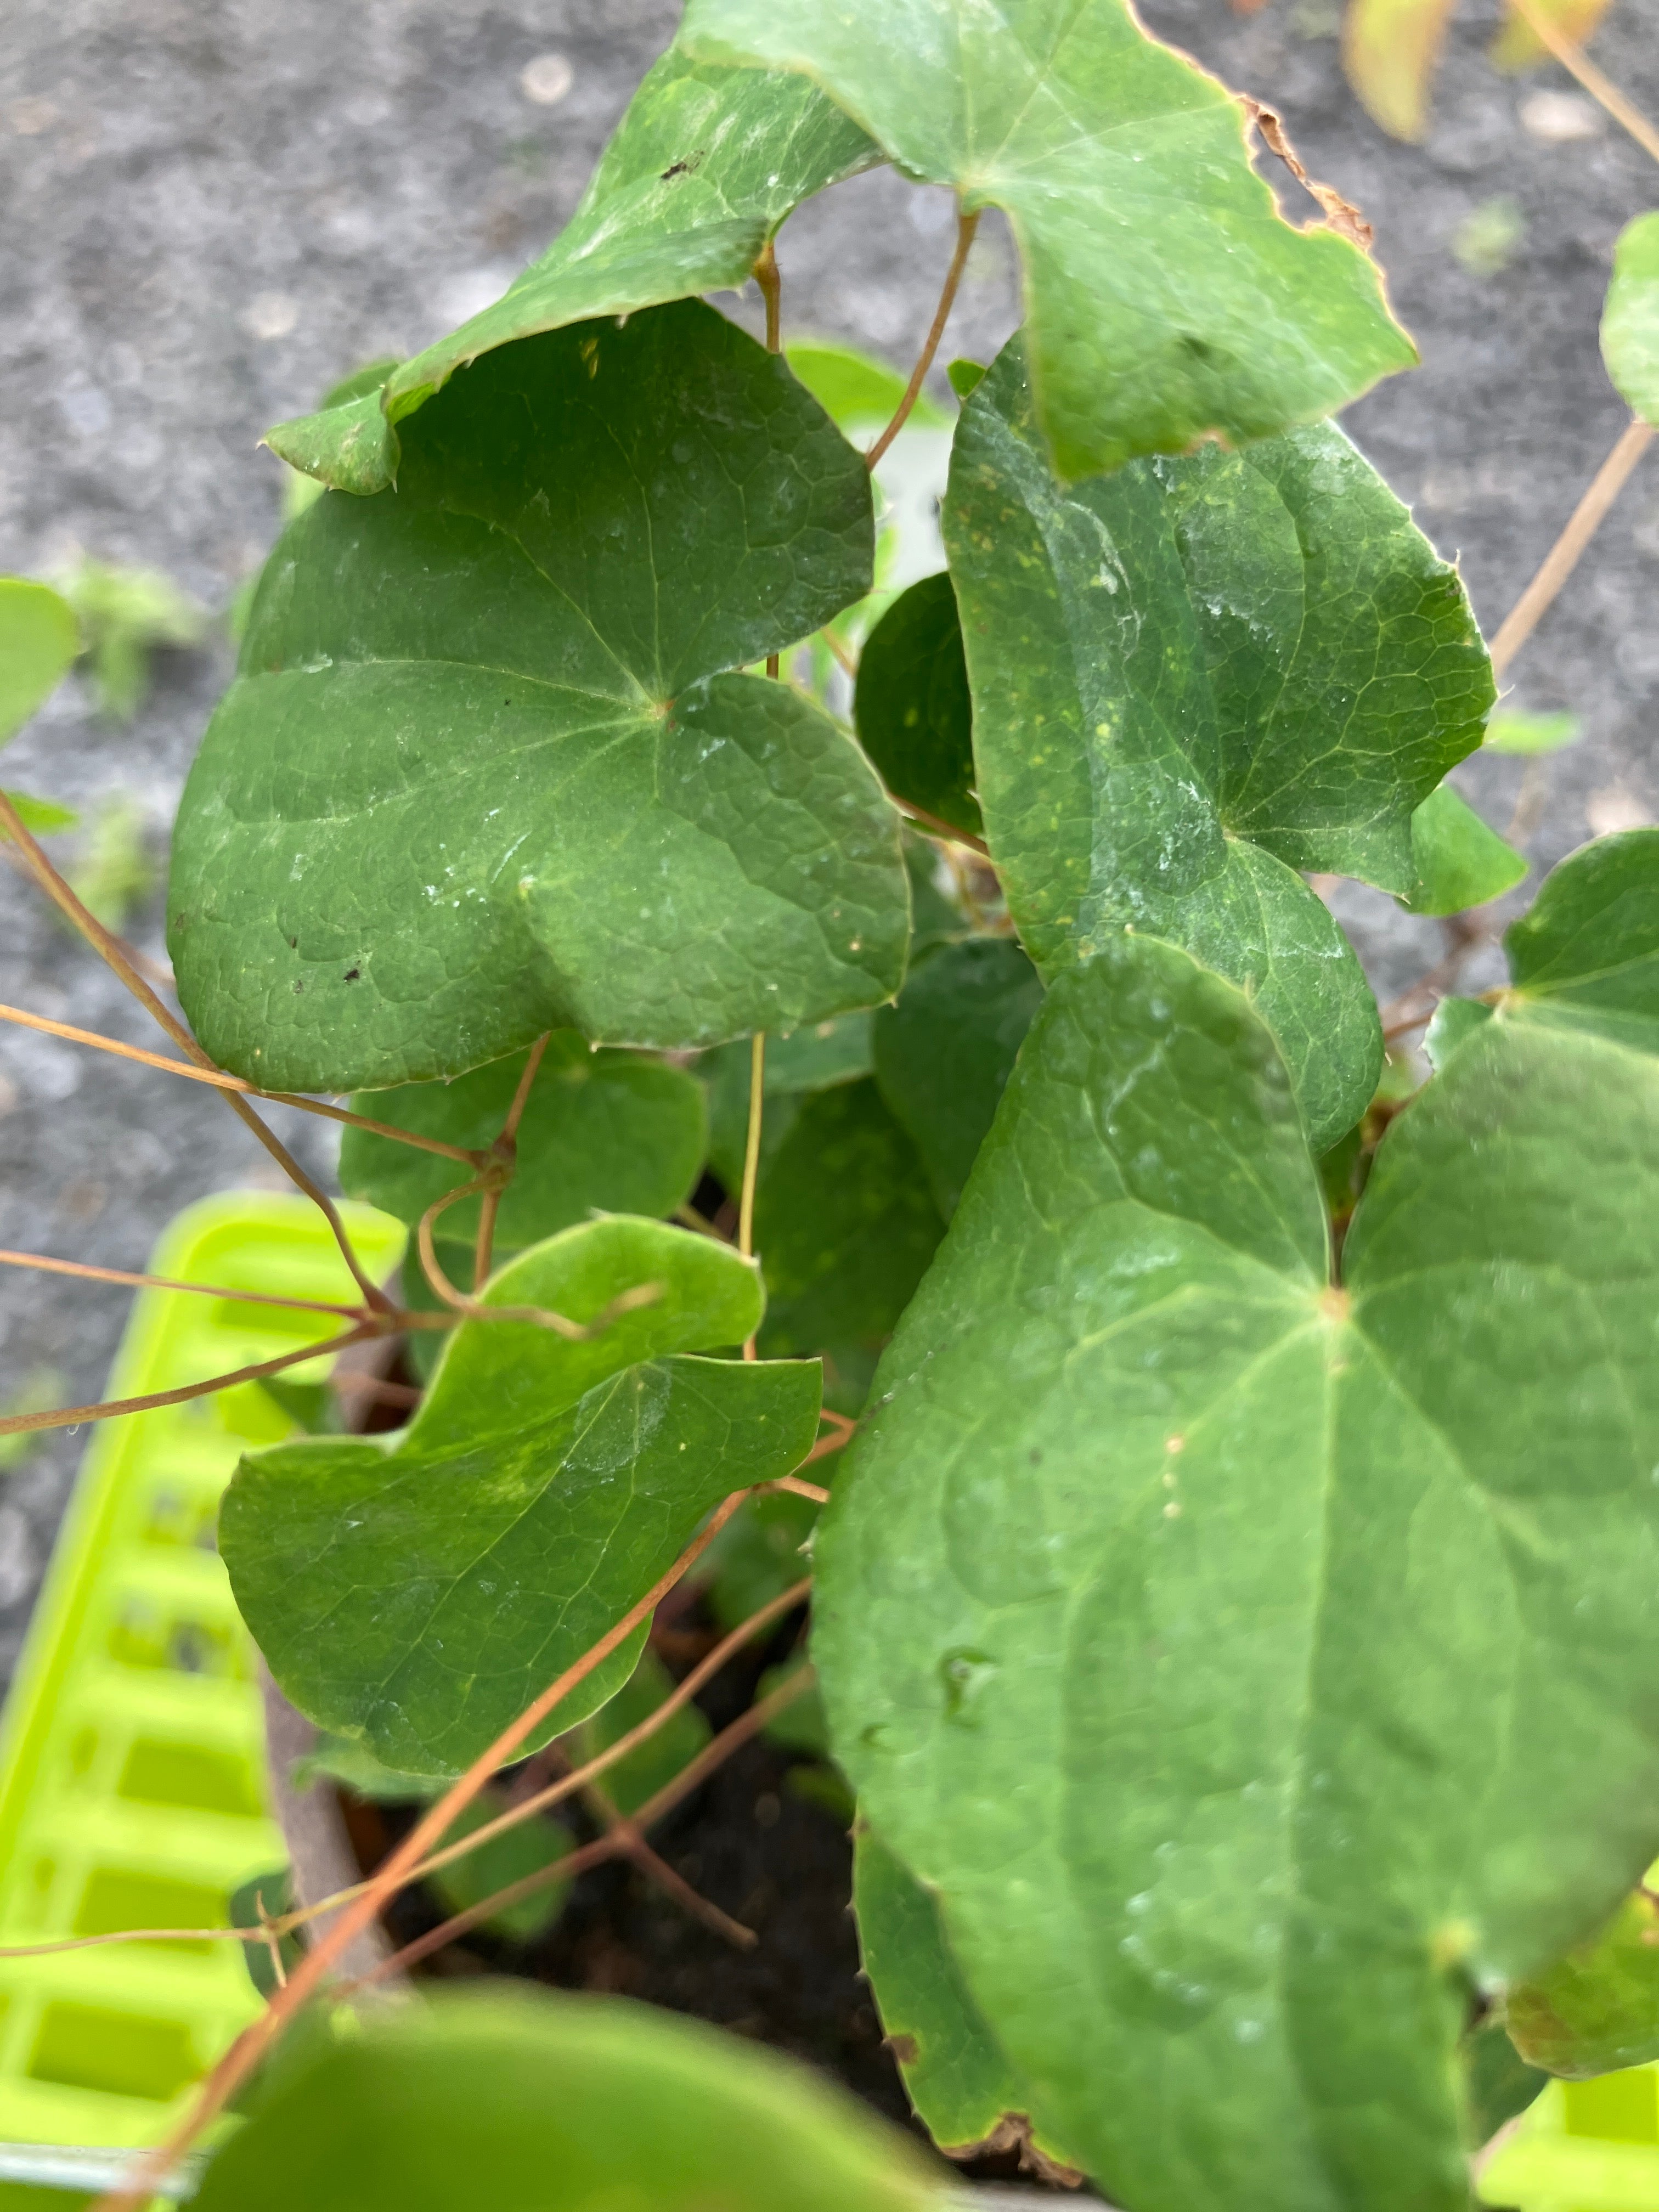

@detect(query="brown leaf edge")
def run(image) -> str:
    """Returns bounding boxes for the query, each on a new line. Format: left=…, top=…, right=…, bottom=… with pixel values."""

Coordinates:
left=1243, top=97, right=1376, bottom=251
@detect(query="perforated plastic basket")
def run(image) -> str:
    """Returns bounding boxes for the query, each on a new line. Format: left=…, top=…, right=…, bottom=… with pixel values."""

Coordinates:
left=0, top=1193, right=403, bottom=2199
left=1481, top=2065, right=1659, bottom=2212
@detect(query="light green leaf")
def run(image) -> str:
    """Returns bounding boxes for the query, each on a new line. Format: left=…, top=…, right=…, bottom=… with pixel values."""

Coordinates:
left=754, top=1076, right=944, bottom=1410
left=1505, top=1886, right=1659, bottom=2079
left=1502, top=828, right=1659, bottom=1055
left=1399, top=783, right=1527, bottom=916
left=270, top=52, right=877, bottom=493
left=855, top=1827, right=1081, bottom=2171
left=2, top=791, right=77, bottom=834
left=681, top=0, right=1414, bottom=481
left=51, top=555, right=207, bottom=722
left=1423, top=993, right=1494, bottom=1069
left=1341, top=0, right=1458, bottom=142
left=873, top=938, right=1042, bottom=1219
left=946, top=359, right=986, bottom=401
left=191, top=1986, right=945, bottom=2212
left=171, top=301, right=906, bottom=1094
left=1602, top=212, right=1659, bottom=424
left=0, top=578, right=78, bottom=745
left=340, top=1035, right=707, bottom=1258
left=426, top=1791, right=572, bottom=1943
left=815, top=931, right=1659, bottom=2212
left=568, top=1648, right=712, bottom=1818
left=788, top=340, right=948, bottom=430
left=946, top=343, right=1497, bottom=1142
left=854, top=573, right=979, bottom=837
left=221, top=1217, right=821, bottom=1774
left=1483, top=708, right=1582, bottom=755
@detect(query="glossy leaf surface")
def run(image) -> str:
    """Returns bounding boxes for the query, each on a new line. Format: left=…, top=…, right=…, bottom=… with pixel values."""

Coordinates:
left=340, top=1035, right=707, bottom=1256
left=222, top=1218, right=821, bottom=1774
left=682, top=0, right=1414, bottom=479
left=172, top=302, right=906, bottom=1093
left=816, top=932, right=1659, bottom=2212
left=1399, top=784, right=1527, bottom=916
left=1602, top=212, right=1659, bottom=426
left=268, top=50, right=877, bottom=492
left=1505, top=1886, right=1659, bottom=2079
left=0, top=578, right=78, bottom=745
left=193, top=1987, right=944, bottom=2212
left=855, top=574, right=979, bottom=836
left=946, top=344, right=1495, bottom=1142
left=873, top=938, right=1042, bottom=1219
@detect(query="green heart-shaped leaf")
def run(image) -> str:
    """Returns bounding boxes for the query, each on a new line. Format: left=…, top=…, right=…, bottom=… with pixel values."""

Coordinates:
left=0, top=578, right=78, bottom=747
left=753, top=1076, right=944, bottom=1412
left=946, top=342, right=1492, bottom=1144
left=816, top=931, right=1659, bottom=2212
left=1503, top=828, right=1659, bottom=1053
left=873, top=937, right=1042, bottom=1220
left=681, top=0, right=1415, bottom=480
left=191, top=1987, right=944, bottom=2212
left=221, top=1217, right=821, bottom=1774
left=340, top=1035, right=707, bottom=1256
left=1603, top=211, right=1659, bottom=425
left=1398, top=783, right=1527, bottom=916
left=172, top=301, right=907, bottom=1093
left=268, top=50, right=877, bottom=494
left=854, top=574, right=978, bottom=837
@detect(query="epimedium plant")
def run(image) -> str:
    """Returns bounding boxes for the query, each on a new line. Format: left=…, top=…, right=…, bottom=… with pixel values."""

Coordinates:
left=3, top=3, right=1659, bottom=2210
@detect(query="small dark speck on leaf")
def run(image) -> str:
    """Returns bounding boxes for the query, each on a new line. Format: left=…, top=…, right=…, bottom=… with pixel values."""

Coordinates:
left=287, top=935, right=297, bottom=949
left=343, top=967, right=361, bottom=982
left=888, top=2033, right=919, bottom=2065
left=292, top=979, right=304, bottom=994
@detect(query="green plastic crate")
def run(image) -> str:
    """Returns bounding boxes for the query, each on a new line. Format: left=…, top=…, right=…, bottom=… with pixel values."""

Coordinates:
left=1482, top=2066, right=1659, bottom=2212
left=0, top=1193, right=404, bottom=2196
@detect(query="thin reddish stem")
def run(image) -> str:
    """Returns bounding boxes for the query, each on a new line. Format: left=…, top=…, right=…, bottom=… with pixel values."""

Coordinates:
left=0, top=1004, right=482, bottom=1166
left=358, top=1667, right=814, bottom=1984
left=93, top=1490, right=760, bottom=2208
left=0, top=1247, right=362, bottom=1318
left=1504, top=0, right=1659, bottom=165
left=866, top=205, right=980, bottom=471
left=1490, top=418, right=1654, bottom=680
left=0, top=792, right=391, bottom=1311
left=0, top=1326, right=374, bottom=1441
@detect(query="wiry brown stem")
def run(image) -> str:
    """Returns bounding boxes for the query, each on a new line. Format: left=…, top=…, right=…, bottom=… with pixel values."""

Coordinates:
left=866, top=204, right=980, bottom=471
left=92, top=1489, right=761, bottom=2210
left=0, top=1246, right=362, bottom=1317
left=0, top=1003, right=482, bottom=1164
left=475, top=1032, right=549, bottom=1289
left=356, top=1666, right=815, bottom=1984
left=1504, top=0, right=1659, bottom=165
left=0, top=1326, right=375, bottom=1440
left=0, top=790, right=390, bottom=1311
left=1489, top=417, right=1654, bottom=679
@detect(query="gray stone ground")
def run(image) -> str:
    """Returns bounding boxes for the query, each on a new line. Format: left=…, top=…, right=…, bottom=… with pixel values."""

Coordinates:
left=0, top=0, right=1655, bottom=1678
